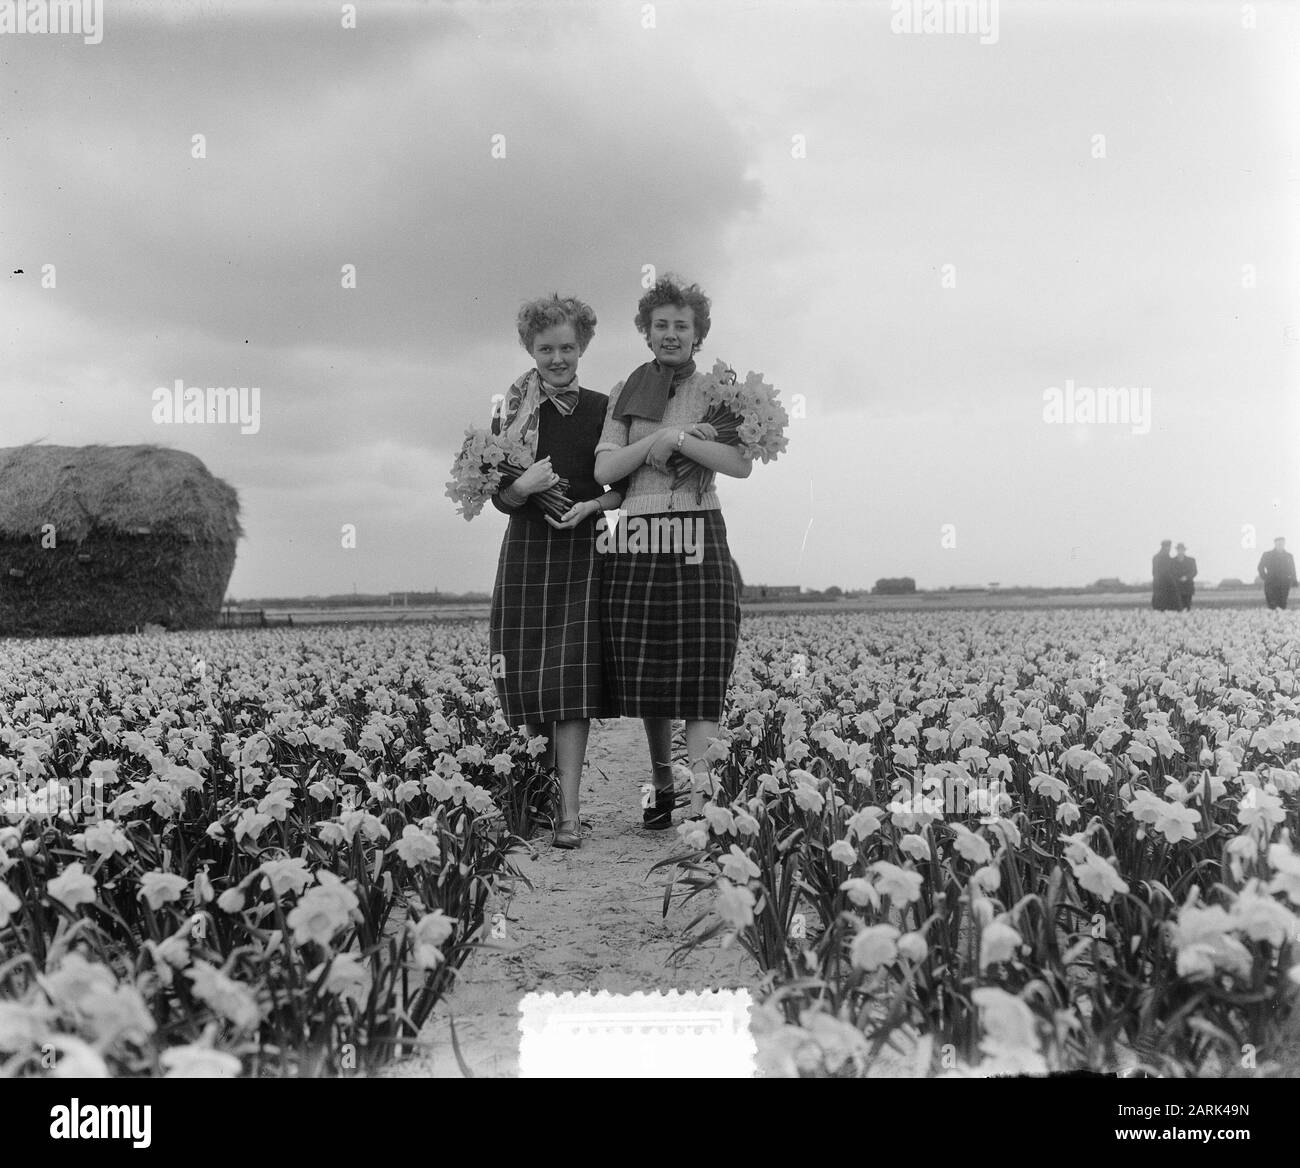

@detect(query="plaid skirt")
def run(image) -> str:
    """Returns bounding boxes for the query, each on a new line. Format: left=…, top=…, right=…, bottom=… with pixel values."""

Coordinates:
left=490, top=515, right=613, bottom=724
left=601, top=509, right=741, bottom=721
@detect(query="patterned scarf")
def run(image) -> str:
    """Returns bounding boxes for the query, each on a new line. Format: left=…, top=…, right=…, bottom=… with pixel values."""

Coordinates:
left=492, top=368, right=579, bottom=457
left=612, top=358, right=697, bottom=422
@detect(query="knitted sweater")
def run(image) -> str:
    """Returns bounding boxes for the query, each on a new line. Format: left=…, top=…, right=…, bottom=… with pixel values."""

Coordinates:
left=596, top=369, right=743, bottom=516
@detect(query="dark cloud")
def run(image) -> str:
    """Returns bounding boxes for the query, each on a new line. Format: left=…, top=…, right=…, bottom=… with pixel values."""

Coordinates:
left=4, top=7, right=760, bottom=358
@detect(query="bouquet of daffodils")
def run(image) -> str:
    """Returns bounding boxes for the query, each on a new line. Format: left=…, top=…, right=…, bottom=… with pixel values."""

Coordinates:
left=445, top=427, right=573, bottom=521
left=669, top=360, right=789, bottom=497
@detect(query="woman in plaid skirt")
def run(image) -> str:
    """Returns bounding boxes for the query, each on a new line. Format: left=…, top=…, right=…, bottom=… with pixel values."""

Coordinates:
left=490, top=295, right=625, bottom=848
left=594, top=276, right=750, bottom=829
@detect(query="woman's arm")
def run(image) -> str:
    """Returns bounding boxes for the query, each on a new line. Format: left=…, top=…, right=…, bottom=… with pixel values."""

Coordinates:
left=543, top=485, right=624, bottom=530
left=593, top=430, right=670, bottom=484
left=490, top=456, right=556, bottom=514
left=680, top=434, right=753, bottom=478
left=490, top=482, right=528, bottom=512
left=644, top=428, right=753, bottom=479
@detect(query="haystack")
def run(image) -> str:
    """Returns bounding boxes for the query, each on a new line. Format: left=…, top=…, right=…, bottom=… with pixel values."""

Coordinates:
left=0, top=444, right=242, bottom=636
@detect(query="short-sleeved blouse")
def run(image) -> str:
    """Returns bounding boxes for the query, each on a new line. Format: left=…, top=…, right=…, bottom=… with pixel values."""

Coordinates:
left=596, top=369, right=747, bottom=516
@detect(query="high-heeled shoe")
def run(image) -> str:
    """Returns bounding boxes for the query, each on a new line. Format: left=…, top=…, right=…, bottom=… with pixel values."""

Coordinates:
left=642, top=785, right=676, bottom=830
left=552, top=816, right=581, bottom=849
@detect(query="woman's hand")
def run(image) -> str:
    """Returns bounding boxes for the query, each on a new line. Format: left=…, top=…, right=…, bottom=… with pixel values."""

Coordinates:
left=645, top=427, right=681, bottom=472
left=544, top=498, right=599, bottom=530
left=686, top=422, right=717, bottom=442
left=512, top=456, right=558, bottom=497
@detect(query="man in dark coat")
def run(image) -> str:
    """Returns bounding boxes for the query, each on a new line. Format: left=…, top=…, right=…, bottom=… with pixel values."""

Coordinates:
left=1151, top=540, right=1178, bottom=611
left=1258, top=537, right=1297, bottom=609
left=1172, top=542, right=1197, bottom=610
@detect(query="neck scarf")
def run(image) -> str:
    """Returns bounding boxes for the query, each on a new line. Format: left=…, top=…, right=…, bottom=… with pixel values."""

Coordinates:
left=612, top=357, right=697, bottom=422
left=493, top=368, right=579, bottom=457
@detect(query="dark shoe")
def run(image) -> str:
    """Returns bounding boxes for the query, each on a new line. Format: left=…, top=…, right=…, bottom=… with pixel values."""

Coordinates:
left=553, top=817, right=581, bottom=849
left=643, top=785, right=676, bottom=830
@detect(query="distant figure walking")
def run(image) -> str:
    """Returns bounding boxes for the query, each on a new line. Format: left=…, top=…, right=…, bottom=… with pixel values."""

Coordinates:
left=1258, top=537, right=1297, bottom=610
left=1172, top=542, right=1197, bottom=610
left=1151, top=540, right=1178, bottom=611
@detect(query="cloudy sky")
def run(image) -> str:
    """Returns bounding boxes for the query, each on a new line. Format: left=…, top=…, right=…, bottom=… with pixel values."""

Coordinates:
left=3, top=0, right=1298, bottom=597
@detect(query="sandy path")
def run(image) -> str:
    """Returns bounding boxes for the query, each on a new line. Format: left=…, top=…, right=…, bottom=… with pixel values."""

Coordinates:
left=383, top=716, right=758, bottom=1077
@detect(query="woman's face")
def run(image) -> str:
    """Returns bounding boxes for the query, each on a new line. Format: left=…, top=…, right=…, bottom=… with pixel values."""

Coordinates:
left=530, top=322, right=581, bottom=387
left=646, top=303, right=697, bottom=366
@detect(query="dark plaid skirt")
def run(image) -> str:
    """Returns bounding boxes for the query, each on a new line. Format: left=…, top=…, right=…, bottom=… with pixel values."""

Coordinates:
left=490, top=515, right=613, bottom=724
left=600, top=509, right=741, bottom=721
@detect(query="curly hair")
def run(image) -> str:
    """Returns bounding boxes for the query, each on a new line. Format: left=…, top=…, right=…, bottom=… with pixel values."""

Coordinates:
left=516, top=294, right=597, bottom=354
left=634, top=275, right=711, bottom=351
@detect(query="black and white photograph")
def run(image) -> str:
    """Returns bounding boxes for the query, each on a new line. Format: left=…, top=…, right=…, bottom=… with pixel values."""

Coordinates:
left=1, top=0, right=1299, bottom=1120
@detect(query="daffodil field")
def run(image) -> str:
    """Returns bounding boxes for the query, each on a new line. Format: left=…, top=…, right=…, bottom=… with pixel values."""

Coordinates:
left=660, top=610, right=1300, bottom=1076
left=0, top=627, right=549, bottom=1077
left=2, top=610, right=1298, bottom=1077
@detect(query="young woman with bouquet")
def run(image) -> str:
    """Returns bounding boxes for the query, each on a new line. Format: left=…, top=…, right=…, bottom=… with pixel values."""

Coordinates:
left=475, top=294, right=624, bottom=848
left=594, top=276, right=786, bottom=829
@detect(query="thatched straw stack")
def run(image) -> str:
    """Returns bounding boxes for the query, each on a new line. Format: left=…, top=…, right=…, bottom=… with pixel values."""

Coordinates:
left=0, top=444, right=242, bottom=636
